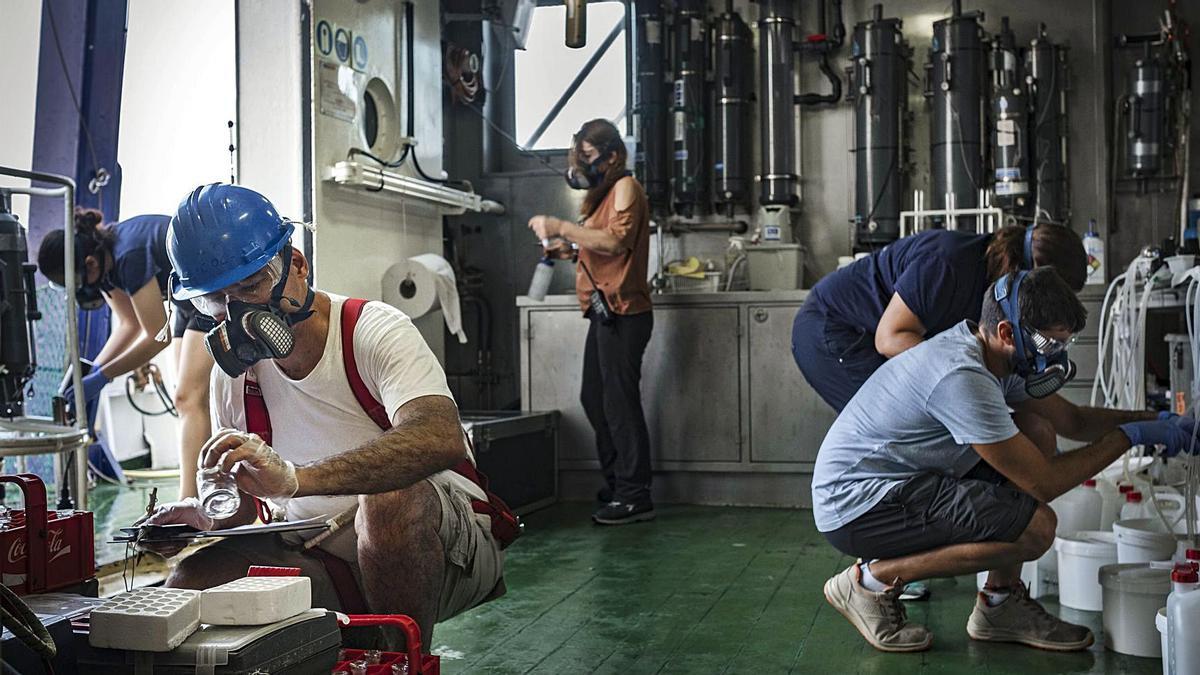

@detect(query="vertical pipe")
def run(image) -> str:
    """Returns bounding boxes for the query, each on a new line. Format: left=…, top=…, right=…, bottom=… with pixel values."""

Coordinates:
left=712, top=5, right=753, bottom=214
left=758, top=0, right=798, bottom=207
left=989, top=17, right=1031, bottom=217
left=566, top=0, right=587, bottom=49
left=634, top=0, right=670, bottom=215
left=851, top=7, right=907, bottom=247
left=928, top=7, right=987, bottom=230
left=671, top=0, right=709, bottom=216
left=1027, top=25, right=1071, bottom=223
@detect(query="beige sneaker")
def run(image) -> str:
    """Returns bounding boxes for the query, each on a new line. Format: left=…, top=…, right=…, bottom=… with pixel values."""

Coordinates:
left=823, top=563, right=933, bottom=653
left=966, top=584, right=1094, bottom=651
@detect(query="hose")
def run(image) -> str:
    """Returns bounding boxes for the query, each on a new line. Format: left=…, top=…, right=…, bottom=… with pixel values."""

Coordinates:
left=0, top=582, right=56, bottom=666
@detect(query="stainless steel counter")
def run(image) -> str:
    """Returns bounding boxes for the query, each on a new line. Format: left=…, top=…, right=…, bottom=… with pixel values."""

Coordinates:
left=517, top=289, right=809, bottom=308
left=518, top=288, right=830, bottom=508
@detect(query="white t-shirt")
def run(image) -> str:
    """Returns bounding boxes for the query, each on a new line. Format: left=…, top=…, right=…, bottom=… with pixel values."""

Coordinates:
left=210, top=294, right=471, bottom=522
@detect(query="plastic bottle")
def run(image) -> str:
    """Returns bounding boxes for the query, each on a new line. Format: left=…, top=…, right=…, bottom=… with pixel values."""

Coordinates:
left=1084, top=219, right=1105, bottom=286
left=1096, top=477, right=1123, bottom=530
left=527, top=257, right=554, bottom=302
left=1121, top=491, right=1152, bottom=520
left=1052, top=481, right=1103, bottom=534
left=1165, top=564, right=1200, bottom=674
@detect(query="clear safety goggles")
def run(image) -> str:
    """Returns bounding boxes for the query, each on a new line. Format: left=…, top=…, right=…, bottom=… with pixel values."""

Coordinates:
left=190, top=256, right=284, bottom=319
left=1024, top=327, right=1074, bottom=358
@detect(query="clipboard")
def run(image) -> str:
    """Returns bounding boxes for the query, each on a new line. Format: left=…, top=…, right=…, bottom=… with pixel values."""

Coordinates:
left=112, top=516, right=330, bottom=544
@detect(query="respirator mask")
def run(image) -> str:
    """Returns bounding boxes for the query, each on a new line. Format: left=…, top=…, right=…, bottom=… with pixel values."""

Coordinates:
left=565, top=155, right=608, bottom=190
left=564, top=135, right=627, bottom=190
left=194, top=245, right=316, bottom=377
left=994, top=271, right=1076, bottom=399
left=75, top=279, right=109, bottom=311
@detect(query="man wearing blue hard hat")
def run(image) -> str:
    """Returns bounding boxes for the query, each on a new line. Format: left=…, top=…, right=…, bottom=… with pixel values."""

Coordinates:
left=142, top=184, right=515, bottom=649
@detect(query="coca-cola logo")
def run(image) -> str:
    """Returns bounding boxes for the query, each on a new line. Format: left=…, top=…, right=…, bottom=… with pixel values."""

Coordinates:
left=7, top=538, right=24, bottom=564
left=6, top=529, right=71, bottom=564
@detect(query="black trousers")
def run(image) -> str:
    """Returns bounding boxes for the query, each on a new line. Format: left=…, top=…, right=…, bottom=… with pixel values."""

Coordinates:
left=581, top=310, right=654, bottom=503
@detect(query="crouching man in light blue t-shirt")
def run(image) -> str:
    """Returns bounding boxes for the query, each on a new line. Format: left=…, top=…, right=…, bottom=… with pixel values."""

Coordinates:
left=813, top=267, right=1198, bottom=653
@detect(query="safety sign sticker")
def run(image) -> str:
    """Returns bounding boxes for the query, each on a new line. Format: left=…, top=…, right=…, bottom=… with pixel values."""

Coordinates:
left=335, top=28, right=351, bottom=63
left=353, top=35, right=369, bottom=70
left=316, top=21, right=333, bottom=57
left=318, top=61, right=357, bottom=123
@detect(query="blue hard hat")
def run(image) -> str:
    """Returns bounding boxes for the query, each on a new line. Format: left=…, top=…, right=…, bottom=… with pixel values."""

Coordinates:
left=167, top=184, right=295, bottom=300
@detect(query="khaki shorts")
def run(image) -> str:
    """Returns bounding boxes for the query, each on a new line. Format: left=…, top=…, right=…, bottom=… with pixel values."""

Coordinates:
left=193, top=472, right=505, bottom=622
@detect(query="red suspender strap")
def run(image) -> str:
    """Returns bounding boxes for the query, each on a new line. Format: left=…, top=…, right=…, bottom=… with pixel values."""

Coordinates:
left=340, top=298, right=392, bottom=429
left=340, top=299, right=521, bottom=549
left=243, top=378, right=273, bottom=446
left=240, top=377, right=275, bottom=524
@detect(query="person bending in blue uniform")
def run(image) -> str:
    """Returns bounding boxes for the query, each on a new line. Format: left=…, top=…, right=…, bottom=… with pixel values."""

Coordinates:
left=39, top=208, right=216, bottom=498
left=815, top=267, right=1196, bottom=652
left=793, top=224, right=1088, bottom=413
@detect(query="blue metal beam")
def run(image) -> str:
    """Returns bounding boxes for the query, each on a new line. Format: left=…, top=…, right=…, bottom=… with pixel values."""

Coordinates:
left=29, top=0, right=128, bottom=254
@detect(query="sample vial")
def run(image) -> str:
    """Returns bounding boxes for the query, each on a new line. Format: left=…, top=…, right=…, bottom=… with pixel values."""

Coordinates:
left=392, top=662, right=410, bottom=674
left=349, top=660, right=369, bottom=675
left=197, top=468, right=240, bottom=520
left=365, top=650, right=383, bottom=665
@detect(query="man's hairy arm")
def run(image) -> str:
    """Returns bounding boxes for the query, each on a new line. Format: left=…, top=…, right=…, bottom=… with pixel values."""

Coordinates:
left=292, top=395, right=465, bottom=497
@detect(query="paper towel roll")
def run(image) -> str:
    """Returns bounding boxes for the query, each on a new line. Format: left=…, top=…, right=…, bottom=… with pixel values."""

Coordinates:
left=383, top=254, right=468, bottom=343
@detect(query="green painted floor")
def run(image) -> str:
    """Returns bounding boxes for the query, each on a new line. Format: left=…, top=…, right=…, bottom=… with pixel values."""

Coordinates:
left=433, top=503, right=1162, bottom=675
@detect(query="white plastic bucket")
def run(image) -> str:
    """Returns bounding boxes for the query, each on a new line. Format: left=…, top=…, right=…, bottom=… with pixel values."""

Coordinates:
left=1044, top=487, right=1104, bottom=574
left=1055, top=531, right=1117, bottom=611
left=1113, top=519, right=1179, bottom=564
left=1100, top=563, right=1171, bottom=658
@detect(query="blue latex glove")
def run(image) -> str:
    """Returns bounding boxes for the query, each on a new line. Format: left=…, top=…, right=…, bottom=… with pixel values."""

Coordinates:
left=63, top=368, right=111, bottom=406
left=1121, top=416, right=1199, bottom=457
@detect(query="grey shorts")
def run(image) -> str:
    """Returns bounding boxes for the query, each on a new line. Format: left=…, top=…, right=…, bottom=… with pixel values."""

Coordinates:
left=822, top=460, right=1039, bottom=560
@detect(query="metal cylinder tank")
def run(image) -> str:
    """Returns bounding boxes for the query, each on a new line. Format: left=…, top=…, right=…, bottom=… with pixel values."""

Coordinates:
left=1026, top=25, right=1070, bottom=223
left=634, top=0, right=670, bottom=216
left=672, top=0, right=709, bottom=217
left=989, top=17, right=1030, bottom=216
left=1126, top=55, right=1165, bottom=177
left=712, top=5, right=753, bottom=215
left=927, top=5, right=987, bottom=229
left=757, top=0, right=798, bottom=207
left=0, top=198, right=36, bottom=417
left=850, top=4, right=907, bottom=248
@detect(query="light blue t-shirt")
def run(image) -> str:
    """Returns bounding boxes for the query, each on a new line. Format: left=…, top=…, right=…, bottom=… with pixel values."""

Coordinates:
left=811, top=321, right=1029, bottom=532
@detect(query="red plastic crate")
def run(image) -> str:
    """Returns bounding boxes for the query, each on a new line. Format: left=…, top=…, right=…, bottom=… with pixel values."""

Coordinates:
left=0, top=473, right=94, bottom=594
left=245, top=567, right=440, bottom=675
left=332, top=647, right=439, bottom=674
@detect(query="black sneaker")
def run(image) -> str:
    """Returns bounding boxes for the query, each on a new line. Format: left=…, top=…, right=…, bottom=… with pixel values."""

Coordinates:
left=592, top=500, right=655, bottom=525
left=596, top=485, right=614, bottom=503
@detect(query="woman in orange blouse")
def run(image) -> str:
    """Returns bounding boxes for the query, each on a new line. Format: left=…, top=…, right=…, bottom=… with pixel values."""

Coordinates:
left=529, top=119, right=655, bottom=525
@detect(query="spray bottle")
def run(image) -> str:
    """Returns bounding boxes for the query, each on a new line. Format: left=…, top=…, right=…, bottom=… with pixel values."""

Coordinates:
left=1084, top=219, right=1106, bottom=285
left=527, top=257, right=555, bottom=302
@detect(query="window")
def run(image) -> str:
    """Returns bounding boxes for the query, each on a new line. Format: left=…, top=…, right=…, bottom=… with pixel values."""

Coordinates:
left=514, top=2, right=627, bottom=150
left=118, top=0, right=236, bottom=216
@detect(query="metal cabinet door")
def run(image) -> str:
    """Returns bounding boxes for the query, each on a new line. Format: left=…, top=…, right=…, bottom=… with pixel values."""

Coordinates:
left=641, top=306, right=742, bottom=463
left=748, top=304, right=837, bottom=463
left=526, top=310, right=594, bottom=462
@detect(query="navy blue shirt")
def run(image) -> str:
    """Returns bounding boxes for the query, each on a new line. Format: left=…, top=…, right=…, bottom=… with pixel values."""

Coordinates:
left=106, top=215, right=172, bottom=297
left=810, top=229, right=993, bottom=337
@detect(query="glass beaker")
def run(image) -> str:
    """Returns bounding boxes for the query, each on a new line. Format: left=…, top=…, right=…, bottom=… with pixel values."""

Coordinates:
left=197, top=468, right=240, bottom=520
